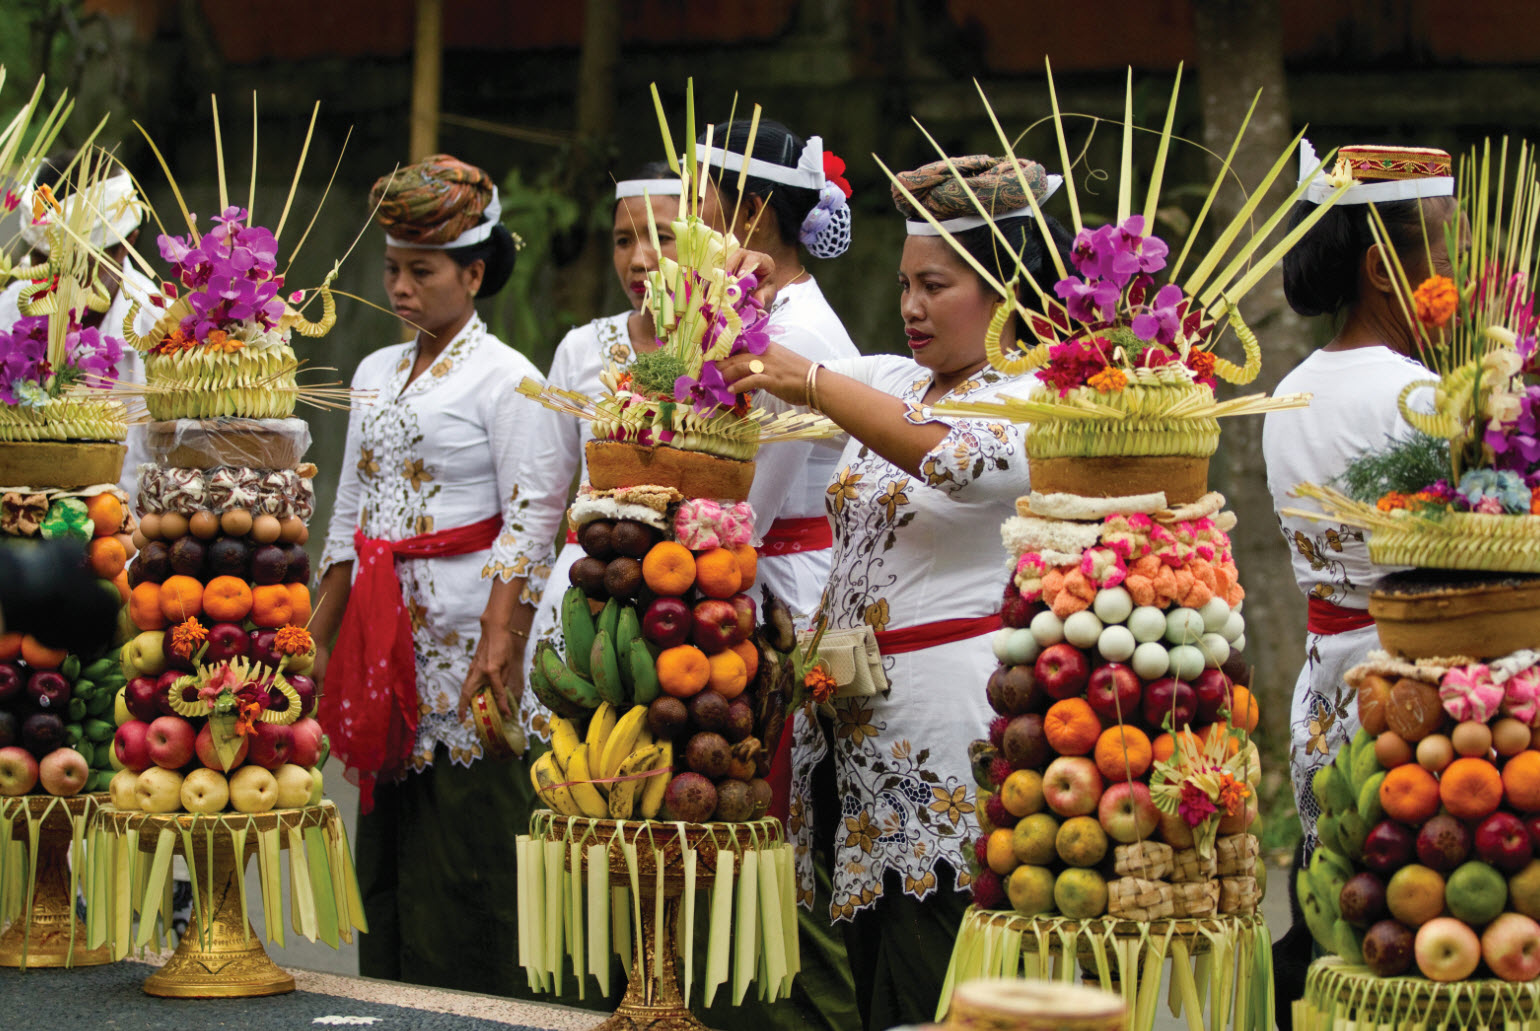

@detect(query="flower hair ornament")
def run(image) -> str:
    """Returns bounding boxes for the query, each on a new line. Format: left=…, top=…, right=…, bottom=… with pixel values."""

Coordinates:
left=701, top=132, right=852, bottom=259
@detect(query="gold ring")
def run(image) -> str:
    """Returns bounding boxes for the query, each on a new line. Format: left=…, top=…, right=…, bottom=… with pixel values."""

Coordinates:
left=748, top=359, right=765, bottom=374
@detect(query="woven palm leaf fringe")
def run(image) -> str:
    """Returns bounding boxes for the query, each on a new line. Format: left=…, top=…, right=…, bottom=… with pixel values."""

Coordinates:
left=937, top=906, right=1274, bottom=1030
left=1295, top=956, right=1540, bottom=1030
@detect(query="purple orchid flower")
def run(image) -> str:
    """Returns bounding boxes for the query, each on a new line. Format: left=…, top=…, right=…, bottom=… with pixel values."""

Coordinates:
left=674, top=360, right=737, bottom=415
left=1131, top=284, right=1186, bottom=347
left=1054, top=276, right=1121, bottom=323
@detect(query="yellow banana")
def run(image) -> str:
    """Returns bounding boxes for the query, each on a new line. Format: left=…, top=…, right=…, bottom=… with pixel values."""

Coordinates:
left=639, top=741, right=673, bottom=819
left=566, top=745, right=609, bottom=819
left=586, top=701, right=617, bottom=780
left=530, top=752, right=581, bottom=816
left=600, top=705, right=649, bottom=781
left=548, top=715, right=583, bottom=772
left=608, top=743, right=664, bottom=820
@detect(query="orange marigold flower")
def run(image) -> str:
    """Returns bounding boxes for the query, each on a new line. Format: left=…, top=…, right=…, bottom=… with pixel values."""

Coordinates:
left=274, top=625, right=314, bottom=656
left=234, top=699, right=263, bottom=737
left=1377, top=491, right=1412, bottom=512
left=1218, top=772, right=1251, bottom=817
left=1532, top=487, right=1540, bottom=516
left=1087, top=366, right=1128, bottom=393
left=169, top=617, right=208, bottom=659
left=1187, top=350, right=1217, bottom=378
left=1413, top=275, right=1458, bottom=329
left=805, top=664, right=837, bottom=705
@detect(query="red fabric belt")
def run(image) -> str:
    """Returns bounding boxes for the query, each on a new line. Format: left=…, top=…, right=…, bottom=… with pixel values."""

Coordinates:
left=766, top=715, right=794, bottom=827
left=565, top=528, right=578, bottom=544
left=757, top=515, right=833, bottom=557
left=874, top=614, right=1003, bottom=655
left=1307, top=596, right=1375, bottom=636
left=319, top=514, right=502, bottom=813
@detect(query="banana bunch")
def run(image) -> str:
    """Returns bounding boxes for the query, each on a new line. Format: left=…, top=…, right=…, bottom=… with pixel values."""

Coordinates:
left=529, top=702, right=673, bottom=820
left=1297, top=728, right=1383, bottom=959
left=528, top=587, right=659, bottom=719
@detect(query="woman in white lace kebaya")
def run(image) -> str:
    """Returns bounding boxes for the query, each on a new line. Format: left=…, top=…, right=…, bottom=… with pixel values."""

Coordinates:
left=310, top=155, right=547, bottom=993
left=718, top=154, right=1072, bottom=1031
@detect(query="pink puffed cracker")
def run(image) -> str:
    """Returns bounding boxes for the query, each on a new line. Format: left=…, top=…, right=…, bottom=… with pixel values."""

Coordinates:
left=1440, top=664, right=1505, bottom=723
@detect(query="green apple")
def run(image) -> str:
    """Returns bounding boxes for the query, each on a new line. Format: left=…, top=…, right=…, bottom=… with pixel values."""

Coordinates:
left=306, top=765, right=325, bottom=806
left=1446, top=861, right=1507, bottom=925
left=120, top=631, right=166, bottom=678
left=286, top=647, right=315, bottom=675
left=113, top=686, right=130, bottom=727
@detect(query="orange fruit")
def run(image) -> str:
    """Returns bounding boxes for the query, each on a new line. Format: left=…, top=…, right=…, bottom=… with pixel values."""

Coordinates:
left=1152, top=729, right=1203, bottom=763
left=249, top=584, right=295, bottom=628
left=707, top=649, right=748, bottom=699
left=730, top=544, right=758, bottom=586
left=85, top=493, right=124, bottom=538
left=1380, top=763, right=1442, bottom=824
left=286, top=583, right=312, bottom=625
left=1229, top=686, right=1259, bottom=733
left=656, top=645, right=710, bottom=698
left=111, top=570, right=130, bottom=603
left=1503, top=751, right=1540, bottom=812
left=86, top=535, right=127, bottom=579
left=19, top=635, right=66, bottom=670
left=0, top=632, right=21, bottom=661
left=1095, top=725, right=1153, bottom=781
left=202, top=576, right=254, bottom=623
left=1000, top=769, right=1045, bottom=817
left=129, top=582, right=167, bottom=631
left=986, top=828, right=1019, bottom=876
left=729, top=639, right=759, bottom=680
left=693, top=548, right=743, bottom=600
left=157, top=575, right=205, bottom=622
left=1439, top=756, right=1504, bottom=820
left=641, top=542, right=696, bottom=596
left=1043, top=698, right=1102, bottom=756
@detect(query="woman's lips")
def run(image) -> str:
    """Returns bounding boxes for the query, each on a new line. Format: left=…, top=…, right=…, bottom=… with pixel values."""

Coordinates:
left=629, top=281, right=647, bottom=296
left=905, top=329, right=933, bottom=349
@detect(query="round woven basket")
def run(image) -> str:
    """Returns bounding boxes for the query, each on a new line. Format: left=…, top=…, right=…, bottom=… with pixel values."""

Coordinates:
left=1299, top=957, right=1540, bottom=1030
left=585, top=440, right=755, bottom=501
left=0, top=441, right=126, bottom=489
left=1369, top=576, right=1540, bottom=660
left=1367, top=512, right=1540, bottom=573
left=1028, top=455, right=1210, bottom=505
left=947, top=978, right=1126, bottom=1031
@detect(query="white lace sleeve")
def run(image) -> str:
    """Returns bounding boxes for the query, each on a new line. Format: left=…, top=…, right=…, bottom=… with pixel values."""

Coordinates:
left=319, top=361, right=374, bottom=573
left=482, top=354, right=553, bottom=603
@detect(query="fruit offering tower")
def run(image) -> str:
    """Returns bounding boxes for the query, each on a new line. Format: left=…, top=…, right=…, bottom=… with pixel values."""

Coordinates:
left=1289, top=147, right=1540, bottom=1025
left=919, top=69, right=1333, bottom=1029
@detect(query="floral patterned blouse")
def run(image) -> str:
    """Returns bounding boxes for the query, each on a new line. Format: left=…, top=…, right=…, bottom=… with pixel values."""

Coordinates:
left=321, top=316, right=548, bottom=772
left=790, top=355, right=1034, bottom=921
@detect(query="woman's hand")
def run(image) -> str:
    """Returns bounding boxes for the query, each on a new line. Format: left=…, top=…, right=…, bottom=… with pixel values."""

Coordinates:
left=726, top=248, right=779, bottom=308
left=457, top=627, right=525, bottom=722
left=310, top=643, right=331, bottom=686
left=718, top=342, right=814, bottom=407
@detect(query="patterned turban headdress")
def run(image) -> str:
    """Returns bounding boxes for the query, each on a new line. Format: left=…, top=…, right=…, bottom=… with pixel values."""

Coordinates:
left=371, top=154, right=501, bottom=249
left=892, top=155, right=1062, bottom=236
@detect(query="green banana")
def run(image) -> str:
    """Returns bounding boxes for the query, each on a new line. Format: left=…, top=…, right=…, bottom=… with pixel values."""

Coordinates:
left=598, top=599, right=620, bottom=648
left=1316, top=813, right=1344, bottom=857
left=1297, top=870, right=1337, bottom=952
left=1312, top=765, right=1335, bottom=812
left=82, top=718, right=116, bottom=743
left=565, top=745, right=609, bottom=818
left=1339, top=811, right=1370, bottom=862
left=1333, top=919, right=1365, bottom=965
left=1357, top=771, right=1386, bottom=827
left=528, top=651, right=589, bottom=719
left=61, top=655, right=80, bottom=681
left=639, top=741, right=673, bottom=818
left=590, top=629, right=627, bottom=707
left=82, top=657, right=116, bottom=681
left=615, top=604, right=641, bottom=692
left=561, top=587, right=597, bottom=677
left=1323, top=765, right=1355, bottom=817
left=536, top=641, right=602, bottom=710
left=627, top=638, right=660, bottom=705
left=600, top=705, right=649, bottom=780
left=1349, top=733, right=1382, bottom=790
left=608, top=743, right=664, bottom=819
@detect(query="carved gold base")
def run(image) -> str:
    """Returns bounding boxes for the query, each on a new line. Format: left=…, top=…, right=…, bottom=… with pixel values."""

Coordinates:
left=140, top=832, right=294, bottom=998
left=590, top=896, right=707, bottom=1031
left=0, top=794, right=110, bottom=969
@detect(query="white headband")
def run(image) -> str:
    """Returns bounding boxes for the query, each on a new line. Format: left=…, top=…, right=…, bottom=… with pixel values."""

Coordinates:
left=20, top=171, right=144, bottom=254
left=614, top=179, right=685, bottom=200
left=1298, top=139, right=1454, bottom=206
left=700, top=133, right=826, bottom=191
left=384, top=185, right=503, bottom=250
left=905, top=175, right=1064, bottom=236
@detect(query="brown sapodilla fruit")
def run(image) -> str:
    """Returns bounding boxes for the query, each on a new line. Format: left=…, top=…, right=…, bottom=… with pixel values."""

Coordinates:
left=1384, top=678, right=1444, bottom=743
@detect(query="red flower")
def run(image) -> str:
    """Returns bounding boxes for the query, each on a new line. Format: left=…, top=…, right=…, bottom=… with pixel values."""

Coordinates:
left=823, top=152, right=852, bottom=199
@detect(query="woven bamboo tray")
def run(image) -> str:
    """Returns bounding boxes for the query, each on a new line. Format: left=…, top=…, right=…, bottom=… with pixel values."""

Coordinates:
left=0, top=442, right=125, bottom=489
left=1296, top=957, right=1540, bottom=1030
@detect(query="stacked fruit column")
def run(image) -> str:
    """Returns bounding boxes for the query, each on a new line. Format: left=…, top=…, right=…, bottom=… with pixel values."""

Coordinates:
left=528, top=494, right=781, bottom=825
left=969, top=496, right=1263, bottom=922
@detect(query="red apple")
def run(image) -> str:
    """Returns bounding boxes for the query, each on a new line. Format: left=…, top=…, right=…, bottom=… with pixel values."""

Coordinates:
left=146, top=715, right=197, bottom=770
left=1414, top=916, right=1481, bottom=981
left=691, top=599, right=743, bottom=651
left=1191, top=668, right=1233, bottom=724
left=124, top=675, right=163, bottom=723
left=1482, top=912, right=1540, bottom=981
left=288, top=717, right=323, bottom=768
left=1363, top=819, right=1418, bottom=875
left=0, top=746, right=39, bottom=795
left=0, top=661, right=24, bottom=705
left=1157, top=806, right=1195, bottom=849
left=195, top=722, right=248, bottom=771
left=643, top=596, right=692, bottom=649
left=245, top=721, right=294, bottom=770
left=1097, top=780, right=1159, bottom=843
left=1475, top=811, right=1534, bottom=873
left=1085, top=663, right=1142, bottom=724
left=154, top=670, right=184, bottom=717
left=1524, top=813, right=1540, bottom=854
left=113, top=720, right=154, bottom=773
left=1034, top=643, right=1090, bottom=700
left=25, top=669, right=70, bottom=711
left=728, top=593, right=756, bottom=644
left=287, top=674, right=317, bottom=718
left=1042, top=756, right=1103, bottom=818
left=20, top=713, right=63, bottom=757
left=204, top=622, right=250, bottom=664
left=37, top=747, right=89, bottom=796
left=1141, top=677, right=1196, bottom=732
left=249, top=628, right=281, bottom=669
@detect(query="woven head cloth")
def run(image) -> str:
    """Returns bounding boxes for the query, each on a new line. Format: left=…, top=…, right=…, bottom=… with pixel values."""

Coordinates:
left=891, top=155, right=1054, bottom=222
left=371, top=154, right=497, bottom=248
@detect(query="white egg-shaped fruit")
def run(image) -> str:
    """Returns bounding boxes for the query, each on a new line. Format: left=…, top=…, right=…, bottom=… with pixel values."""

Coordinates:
left=1127, top=606, right=1168, bottom=643
left=1231, top=633, right=1247, bottom=653
left=991, top=629, right=1015, bottom=664
left=1063, top=610, right=1104, bottom=649
left=1199, top=633, right=1231, bottom=668
left=1131, top=641, right=1171, bottom=680
left=1092, top=586, right=1134, bottom=626
left=1164, top=608, right=1205, bottom=645
left=1030, top=610, right=1065, bottom=647
left=1167, top=644, right=1206, bottom=681
left=1198, top=597, right=1232, bottom=633
left=1222, top=611, right=1246, bottom=643
left=1097, top=624, right=1137, bottom=663
left=1004, top=628, right=1042, bottom=666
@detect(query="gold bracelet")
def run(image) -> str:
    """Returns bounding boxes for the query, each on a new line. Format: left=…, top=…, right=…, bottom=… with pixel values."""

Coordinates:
left=509, top=627, right=529, bottom=639
left=805, top=362, right=823, bottom=414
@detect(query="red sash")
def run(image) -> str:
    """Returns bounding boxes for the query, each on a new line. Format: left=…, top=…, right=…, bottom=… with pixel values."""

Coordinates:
left=758, top=516, right=833, bottom=557
left=565, top=528, right=579, bottom=544
left=1307, top=596, right=1375, bottom=636
left=767, top=716, right=795, bottom=826
left=319, top=514, right=502, bottom=812
left=874, top=614, right=1003, bottom=656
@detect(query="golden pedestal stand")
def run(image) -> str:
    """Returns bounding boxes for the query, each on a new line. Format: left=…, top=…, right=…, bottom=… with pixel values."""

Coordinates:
left=0, top=793, right=111, bottom=969
left=528, top=813, right=794, bottom=1031
left=94, top=801, right=364, bottom=998
left=1297, top=957, right=1540, bottom=1030
left=938, top=907, right=1273, bottom=1031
